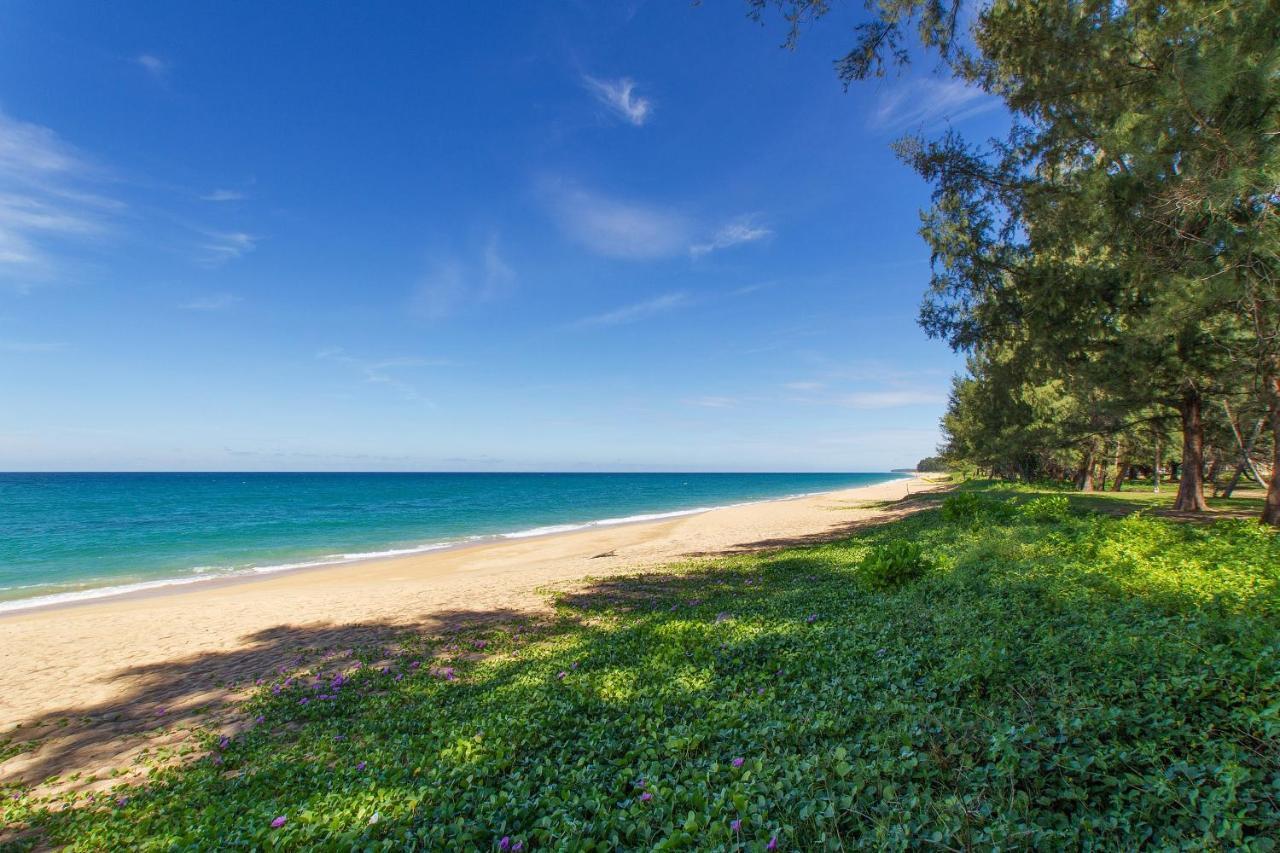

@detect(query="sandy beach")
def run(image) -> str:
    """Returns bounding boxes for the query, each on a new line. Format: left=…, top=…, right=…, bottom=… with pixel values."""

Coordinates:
left=0, top=475, right=942, bottom=790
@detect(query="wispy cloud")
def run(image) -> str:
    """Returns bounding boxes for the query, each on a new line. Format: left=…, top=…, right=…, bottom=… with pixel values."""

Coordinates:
left=543, top=180, right=688, bottom=260
left=0, top=339, right=69, bottom=353
left=872, top=77, right=998, bottom=131
left=135, top=54, right=170, bottom=80
left=685, top=395, right=738, bottom=408
left=542, top=179, right=771, bottom=262
left=200, top=189, right=246, bottom=202
left=1, top=109, right=257, bottom=287
left=316, top=347, right=447, bottom=402
left=836, top=389, right=947, bottom=409
left=181, top=292, right=242, bottom=311
left=0, top=109, right=118, bottom=290
left=411, top=236, right=516, bottom=320
left=198, top=230, right=257, bottom=265
left=573, top=292, right=688, bottom=328
left=582, top=75, right=652, bottom=126
left=690, top=217, right=772, bottom=257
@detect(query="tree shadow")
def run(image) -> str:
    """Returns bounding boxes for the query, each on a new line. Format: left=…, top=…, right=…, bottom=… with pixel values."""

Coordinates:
left=679, top=491, right=945, bottom=557
left=0, top=607, right=534, bottom=795
left=5, top=497, right=1277, bottom=850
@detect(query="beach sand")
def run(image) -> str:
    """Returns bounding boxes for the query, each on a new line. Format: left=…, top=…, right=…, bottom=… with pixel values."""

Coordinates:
left=0, top=475, right=944, bottom=792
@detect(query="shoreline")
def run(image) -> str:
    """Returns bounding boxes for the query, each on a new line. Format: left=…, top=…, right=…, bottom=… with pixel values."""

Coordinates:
left=0, top=476, right=910, bottom=617
left=0, top=474, right=942, bottom=787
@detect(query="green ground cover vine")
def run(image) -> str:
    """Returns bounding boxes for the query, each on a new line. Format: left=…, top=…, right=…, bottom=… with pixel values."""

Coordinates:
left=3, top=484, right=1277, bottom=850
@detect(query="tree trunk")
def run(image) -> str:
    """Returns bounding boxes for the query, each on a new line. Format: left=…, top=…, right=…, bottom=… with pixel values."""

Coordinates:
left=1173, top=389, right=1208, bottom=512
left=1222, top=418, right=1266, bottom=498
left=1075, top=443, right=1096, bottom=492
left=1205, top=455, right=1221, bottom=497
left=1153, top=433, right=1162, bottom=493
left=1110, top=456, right=1128, bottom=491
left=1264, top=375, right=1280, bottom=527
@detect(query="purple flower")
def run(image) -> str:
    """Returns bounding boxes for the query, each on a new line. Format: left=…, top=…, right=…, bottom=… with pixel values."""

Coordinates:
left=731, top=819, right=742, bottom=832
left=806, top=614, right=818, bottom=624
left=557, top=671, right=567, bottom=680
left=272, top=684, right=282, bottom=695
left=474, top=640, right=487, bottom=650
left=218, top=736, right=231, bottom=749
left=356, top=761, right=366, bottom=771
left=767, top=835, right=778, bottom=850
left=155, top=707, right=166, bottom=715
left=512, top=843, right=524, bottom=852
left=271, top=816, right=287, bottom=829
left=639, top=792, right=653, bottom=802
left=255, top=715, right=265, bottom=724
left=731, top=756, right=744, bottom=768
left=411, top=660, right=422, bottom=669
left=116, top=796, right=129, bottom=808
left=498, top=836, right=511, bottom=851
left=299, top=697, right=310, bottom=705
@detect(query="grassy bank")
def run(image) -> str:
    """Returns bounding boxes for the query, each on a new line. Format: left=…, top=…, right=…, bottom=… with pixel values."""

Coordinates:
left=4, top=484, right=1278, bottom=850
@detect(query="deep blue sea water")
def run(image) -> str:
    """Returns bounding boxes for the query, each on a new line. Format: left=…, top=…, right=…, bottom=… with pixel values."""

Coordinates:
left=0, top=472, right=903, bottom=611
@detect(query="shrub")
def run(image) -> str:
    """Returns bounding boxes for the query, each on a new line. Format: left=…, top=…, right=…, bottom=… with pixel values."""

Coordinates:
left=1019, top=494, right=1071, bottom=523
left=941, top=492, right=985, bottom=521
left=862, top=540, right=933, bottom=589
left=941, top=492, right=1016, bottom=523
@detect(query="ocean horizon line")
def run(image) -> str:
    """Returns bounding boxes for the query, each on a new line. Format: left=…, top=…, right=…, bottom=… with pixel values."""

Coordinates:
left=0, top=472, right=911, bottom=614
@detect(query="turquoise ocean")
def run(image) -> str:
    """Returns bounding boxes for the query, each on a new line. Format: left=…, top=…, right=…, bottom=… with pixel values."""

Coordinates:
left=0, top=472, right=904, bottom=612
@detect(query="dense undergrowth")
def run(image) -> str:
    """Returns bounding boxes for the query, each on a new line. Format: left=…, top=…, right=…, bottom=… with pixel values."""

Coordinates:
left=3, top=484, right=1278, bottom=850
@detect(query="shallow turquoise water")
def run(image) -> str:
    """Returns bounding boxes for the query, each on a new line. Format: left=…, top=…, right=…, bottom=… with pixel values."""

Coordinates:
left=0, top=472, right=903, bottom=610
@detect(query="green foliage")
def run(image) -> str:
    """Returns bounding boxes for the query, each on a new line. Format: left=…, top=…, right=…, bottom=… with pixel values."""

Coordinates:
left=940, top=491, right=985, bottom=521
left=1019, top=494, right=1071, bottom=523
left=5, top=484, right=1279, bottom=850
left=915, top=456, right=947, bottom=472
left=940, top=491, right=1016, bottom=523
left=860, top=540, right=933, bottom=590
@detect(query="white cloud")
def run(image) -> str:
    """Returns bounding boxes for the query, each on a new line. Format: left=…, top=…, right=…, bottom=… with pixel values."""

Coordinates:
left=543, top=180, right=689, bottom=260
left=686, top=395, right=738, bottom=408
left=480, top=235, right=516, bottom=301
left=573, top=292, right=688, bottom=328
left=0, top=109, right=257, bottom=286
left=181, top=292, right=242, bottom=311
left=0, top=110, right=117, bottom=290
left=872, top=77, right=998, bottom=131
left=582, top=75, right=652, bottom=126
left=0, top=339, right=68, bottom=353
left=135, top=54, right=170, bottom=79
left=199, top=230, right=257, bottom=265
left=411, top=258, right=467, bottom=320
left=200, top=189, right=246, bottom=202
left=411, top=236, right=516, bottom=320
left=690, top=217, right=772, bottom=257
left=836, top=390, right=947, bottom=409
left=316, top=347, right=446, bottom=402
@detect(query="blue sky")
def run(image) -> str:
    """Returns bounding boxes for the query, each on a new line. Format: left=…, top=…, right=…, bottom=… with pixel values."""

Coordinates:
left=0, top=1, right=1000, bottom=472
